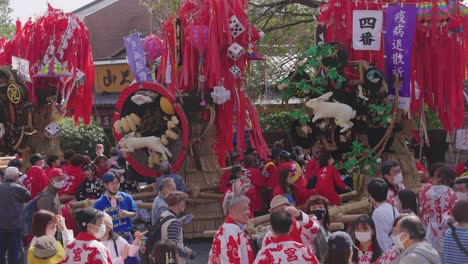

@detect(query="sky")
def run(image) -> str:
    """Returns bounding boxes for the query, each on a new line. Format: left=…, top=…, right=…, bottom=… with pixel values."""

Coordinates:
left=8, top=0, right=468, bottom=22
left=10, top=0, right=95, bottom=22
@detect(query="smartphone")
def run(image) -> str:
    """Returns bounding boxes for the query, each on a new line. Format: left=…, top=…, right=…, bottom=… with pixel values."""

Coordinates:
left=183, top=214, right=193, bottom=224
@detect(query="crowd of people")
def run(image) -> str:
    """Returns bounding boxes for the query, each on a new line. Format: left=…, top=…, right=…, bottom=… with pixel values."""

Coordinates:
left=0, top=141, right=467, bottom=264
left=209, top=142, right=468, bottom=264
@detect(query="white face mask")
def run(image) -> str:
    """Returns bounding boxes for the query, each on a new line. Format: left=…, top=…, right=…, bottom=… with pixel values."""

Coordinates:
left=392, top=232, right=407, bottom=249
left=52, top=180, right=65, bottom=189
left=394, top=173, right=403, bottom=185
left=456, top=192, right=468, bottom=201
left=94, top=224, right=107, bottom=239
left=355, top=231, right=372, bottom=243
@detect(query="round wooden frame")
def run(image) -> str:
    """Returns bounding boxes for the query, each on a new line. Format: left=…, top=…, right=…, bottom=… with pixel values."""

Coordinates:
left=113, top=82, right=189, bottom=177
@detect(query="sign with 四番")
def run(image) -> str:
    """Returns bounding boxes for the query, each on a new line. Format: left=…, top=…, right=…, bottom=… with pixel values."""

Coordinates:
left=384, top=5, right=417, bottom=110
left=352, top=10, right=383, bottom=51
left=456, top=129, right=468, bottom=150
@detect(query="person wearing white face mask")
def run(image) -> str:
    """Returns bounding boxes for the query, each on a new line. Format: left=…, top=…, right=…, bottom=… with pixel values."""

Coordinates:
left=62, top=207, right=112, bottom=264
left=381, top=160, right=406, bottom=207
left=349, top=215, right=382, bottom=264
left=37, top=168, right=66, bottom=215
left=390, top=215, right=440, bottom=264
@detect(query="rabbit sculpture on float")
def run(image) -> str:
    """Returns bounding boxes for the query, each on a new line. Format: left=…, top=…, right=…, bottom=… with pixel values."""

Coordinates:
left=305, top=92, right=356, bottom=133
left=119, top=132, right=172, bottom=161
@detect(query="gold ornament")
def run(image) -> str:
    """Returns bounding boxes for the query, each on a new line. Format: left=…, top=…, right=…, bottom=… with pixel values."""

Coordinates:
left=7, top=83, right=21, bottom=104
left=160, top=97, right=175, bottom=115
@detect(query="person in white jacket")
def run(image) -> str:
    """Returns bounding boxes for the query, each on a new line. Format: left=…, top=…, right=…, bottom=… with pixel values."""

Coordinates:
left=99, top=212, right=147, bottom=264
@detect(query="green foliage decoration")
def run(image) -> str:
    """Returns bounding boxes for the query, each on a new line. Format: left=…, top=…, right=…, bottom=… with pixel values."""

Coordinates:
left=58, top=118, right=105, bottom=156
left=259, top=111, right=295, bottom=130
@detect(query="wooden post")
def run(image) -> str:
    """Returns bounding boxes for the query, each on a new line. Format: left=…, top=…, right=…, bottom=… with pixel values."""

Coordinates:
left=328, top=200, right=371, bottom=218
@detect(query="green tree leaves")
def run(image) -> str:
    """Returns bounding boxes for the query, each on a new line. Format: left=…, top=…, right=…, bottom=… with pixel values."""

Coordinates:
left=58, top=118, right=105, bottom=156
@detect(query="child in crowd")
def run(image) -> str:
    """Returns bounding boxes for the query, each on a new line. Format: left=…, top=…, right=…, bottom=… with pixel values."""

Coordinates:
left=349, top=215, right=383, bottom=264
left=75, top=163, right=104, bottom=201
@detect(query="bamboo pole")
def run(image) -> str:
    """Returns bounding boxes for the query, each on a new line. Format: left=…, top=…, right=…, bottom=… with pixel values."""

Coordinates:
left=132, top=192, right=157, bottom=200
left=59, top=195, right=75, bottom=203
left=328, top=200, right=371, bottom=218
left=330, top=222, right=345, bottom=231
left=339, top=191, right=356, bottom=202
left=333, top=214, right=365, bottom=223
left=195, top=192, right=223, bottom=199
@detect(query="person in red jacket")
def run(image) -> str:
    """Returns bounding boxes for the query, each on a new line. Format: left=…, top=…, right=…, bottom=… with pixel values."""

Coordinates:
left=23, top=153, right=48, bottom=199
left=60, top=154, right=86, bottom=195
left=305, top=148, right=321, bottom=185
left=315, top=150, right=350, bottom=206
left=44, top=155, right=61, bottom=179
left=244, top=155, right=266, bottom=216
left=263, top=149, right=281, bottom=205
left=61, top=150, right=75, bottom=172
left=219, top=153, right=242, bottom=193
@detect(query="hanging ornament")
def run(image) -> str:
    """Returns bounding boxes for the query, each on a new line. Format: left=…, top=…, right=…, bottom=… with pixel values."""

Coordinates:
left=229, top=65, right=241, bottom=79
left=34, top=55, right=73, bottom=78
left=143, top=34, right=163, bottom=62
left=44, top=121, right=62, bottom=139
left=227, top=42, right=244, bottom=61
left=211, top=81, right=231, bottom=105
left=229, top=15, right=245, bottom=38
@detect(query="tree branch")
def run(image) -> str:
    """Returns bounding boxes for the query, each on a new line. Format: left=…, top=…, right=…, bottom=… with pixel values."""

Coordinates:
left=263, top=19, right=314, bottom=33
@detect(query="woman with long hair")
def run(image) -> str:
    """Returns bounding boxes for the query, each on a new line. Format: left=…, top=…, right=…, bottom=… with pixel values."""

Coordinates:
left=315, top=150, right=350, bottom=205
left=152, top=239, right=179, bottom=264
left=395, top=189, right=418, bottom=215
left=324, top=231, right=353, bottom=264
left=419, top=166, right=458, bottom=255
left=272, top=168, right=296, bottom=203
left=349, top=215, right=383, bottom=263
left=28, top=210, right=73, bottom=263
left=306, top=196, right=331, bottom=263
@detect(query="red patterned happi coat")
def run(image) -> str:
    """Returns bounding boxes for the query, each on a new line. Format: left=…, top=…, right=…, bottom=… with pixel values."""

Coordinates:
left=419, top=183, right=458, bottom=253
left=254, top=235, right=318, bottom=264
left=375, top=246, right=399, bottom=264
left=386, top=184, right=405, bottom=207
left=262, top=211, right=320, bottom=252
left=209, top=217, right=254, bottom=264
left=61, top=232, right=112, bottom=264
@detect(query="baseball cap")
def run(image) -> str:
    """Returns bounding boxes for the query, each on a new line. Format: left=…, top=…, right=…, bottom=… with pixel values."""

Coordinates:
left=30, top=153, right=46, bottom=164
left=160, top=161, right=171, bottom=170
left=5, top=167, right=21, bottom=179
left=102, top=172, right=117, bottom=183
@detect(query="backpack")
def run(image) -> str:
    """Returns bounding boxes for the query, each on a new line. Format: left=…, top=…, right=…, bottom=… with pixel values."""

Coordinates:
left=23, top=192, right=44, bottom=234
left=141, top=214, right=177, bottom=263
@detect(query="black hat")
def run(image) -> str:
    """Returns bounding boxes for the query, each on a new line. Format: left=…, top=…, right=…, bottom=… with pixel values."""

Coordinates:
left=231, top=165, right=246, bottom=175
left=30, top=153, right=46, bottom=164
left=75, top=207, right=103, bottom=229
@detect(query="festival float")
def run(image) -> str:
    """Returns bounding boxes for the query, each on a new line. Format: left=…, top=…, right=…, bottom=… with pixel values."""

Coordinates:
left=254, top=0, right=468, bottom=231
left=112, top=0, right=270, bottom=238
left=0, top=5, right=94, bottom=163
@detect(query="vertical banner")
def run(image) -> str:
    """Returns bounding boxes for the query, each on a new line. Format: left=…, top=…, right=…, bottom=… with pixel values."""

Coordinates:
left=123, top=33, right=152, bottom=84
left=352, top=10, right=383, bottom=50
left=384, top=5, right=417, bottom=110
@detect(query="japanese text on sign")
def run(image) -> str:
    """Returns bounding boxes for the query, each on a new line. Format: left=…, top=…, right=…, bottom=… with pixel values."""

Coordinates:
left=384, top=5, right=417, bottom=110
left=94, top=64, right=134, bottom=93
left=352, top=10, right=383, bottom=51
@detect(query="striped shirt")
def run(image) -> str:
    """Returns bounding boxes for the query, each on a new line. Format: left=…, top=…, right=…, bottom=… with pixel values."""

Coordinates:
left=444, top=228, right=468, bottom=264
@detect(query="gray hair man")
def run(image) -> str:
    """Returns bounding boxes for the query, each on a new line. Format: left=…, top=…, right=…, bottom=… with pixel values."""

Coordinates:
left=391, top=215, right=441, bottom=264
left=0, top=167, right=31, bottom=263
left=151, top=178, right=176, bottom=226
